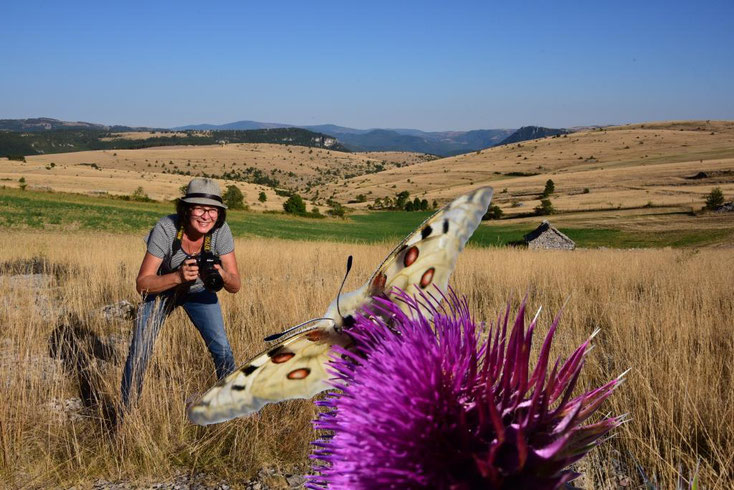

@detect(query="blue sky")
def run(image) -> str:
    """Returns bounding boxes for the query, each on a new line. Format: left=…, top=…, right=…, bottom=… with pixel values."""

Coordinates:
left=1, top=0, right=732, bottom=131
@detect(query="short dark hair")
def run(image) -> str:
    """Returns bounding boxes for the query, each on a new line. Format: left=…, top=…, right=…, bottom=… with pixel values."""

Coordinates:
left=175, top=199, right=226, bottom=231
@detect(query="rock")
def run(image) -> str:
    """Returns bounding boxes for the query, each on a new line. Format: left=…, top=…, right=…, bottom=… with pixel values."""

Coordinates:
left=96, top=300, right=136, bottom=322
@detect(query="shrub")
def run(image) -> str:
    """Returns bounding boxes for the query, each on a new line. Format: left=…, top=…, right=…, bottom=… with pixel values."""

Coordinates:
left=258, top=191, right=267, bottom=203
left=542, top=179, right=555, bottom=197
left=395, top=191, right=410, bottom=209
left=705, top=187, right=725, bottom=210
left=283, top=194, right=307, bottom=215
left=18, top=176, right=27, bottom=191
left=130, top=186, right=153, bottom=202
left=482, top=204, right=503, bottom=220
left=535, top=198, right=554, bottom=216
left=327, top=201, right=346, bottom=218
left=223, top=185, right=245, bottom=210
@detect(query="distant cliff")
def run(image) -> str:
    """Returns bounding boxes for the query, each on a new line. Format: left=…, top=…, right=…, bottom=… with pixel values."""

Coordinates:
left=497, top=126, right=569, bottom=146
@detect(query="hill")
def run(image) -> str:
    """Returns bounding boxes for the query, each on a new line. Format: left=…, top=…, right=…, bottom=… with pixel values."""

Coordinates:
left=313, top=120, right=734, bottom=241
left=0, top=127, right=348, bottom=158
left=2, top=119, right=732, bottom=244
left=174, top=120, right=515, bottom=156
left=0, top=142, right=433, bottom=211
left=497, top=126, right=569, bottom=146
left=0, top=117, right=149, bottom=132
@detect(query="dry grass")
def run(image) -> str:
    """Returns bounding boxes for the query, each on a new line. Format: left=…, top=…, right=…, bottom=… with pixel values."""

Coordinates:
left=1, top=231, right=732, bottom=487
left=0, top=144, right=427, bottom=211
left=2, top=119, right=732, bottom=233
left=322, top=120, right=734, bottom=219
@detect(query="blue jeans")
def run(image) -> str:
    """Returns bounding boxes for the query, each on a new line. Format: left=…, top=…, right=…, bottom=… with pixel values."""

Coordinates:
left=120, top=288, right=236, bottom=409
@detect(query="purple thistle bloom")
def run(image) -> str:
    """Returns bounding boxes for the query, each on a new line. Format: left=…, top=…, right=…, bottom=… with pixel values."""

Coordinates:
left=308, top=290, right=625, bottom=489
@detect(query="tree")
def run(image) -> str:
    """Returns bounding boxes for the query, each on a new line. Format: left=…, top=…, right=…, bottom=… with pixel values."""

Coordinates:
left=223, top=185, right=245, bottom=210
left=535, top=198, right=554, bottom=216
left=395, top=191, right=410, bottom=209
left=18, top=176, right=27, bottom=191
left=705, top=187, right=725, bottom=210
left=482, top=205, right=504, bottom=220
left=131, top=186, right=149, bottom=201
left=283, top=194, right=307, bottom=215
left=420, top=199, right=429, bottom=211
left=542, top=179, right=555, bottom=198
left=327, top=201, right=346, bottom=218
left=258, top=191, right=267, bottom=203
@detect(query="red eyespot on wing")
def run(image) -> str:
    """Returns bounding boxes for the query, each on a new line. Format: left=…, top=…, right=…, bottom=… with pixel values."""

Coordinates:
left=271, top=352, right=295, bottom=364
left=306, top=330, right=324, bottom=342
left=287, top=368, right=311, bottom=380
left=419, top=267, right=435, bottom=289
left=371, top=272, right=387, bottom=293
left=403, top=246, right=419, bottom=267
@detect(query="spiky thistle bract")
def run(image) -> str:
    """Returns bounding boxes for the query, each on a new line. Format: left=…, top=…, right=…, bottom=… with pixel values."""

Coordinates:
left=309, top=290, right=625, bottom=489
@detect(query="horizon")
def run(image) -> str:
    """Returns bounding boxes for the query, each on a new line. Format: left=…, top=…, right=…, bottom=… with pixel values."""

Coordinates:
left=1, top=1, right=733, bottom=131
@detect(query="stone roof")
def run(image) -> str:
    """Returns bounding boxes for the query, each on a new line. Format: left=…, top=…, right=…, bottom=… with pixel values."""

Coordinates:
left=523, top=220, right=575, bottom=250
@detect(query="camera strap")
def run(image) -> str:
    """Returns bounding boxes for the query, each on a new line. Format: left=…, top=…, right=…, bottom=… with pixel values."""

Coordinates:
left=172, top=225, right=213, bottom=258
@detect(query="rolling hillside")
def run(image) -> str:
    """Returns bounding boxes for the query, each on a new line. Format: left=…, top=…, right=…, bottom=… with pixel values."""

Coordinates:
left=1, top=120, right=732, bottom=242
left=0, top=143, right=433, bottom=211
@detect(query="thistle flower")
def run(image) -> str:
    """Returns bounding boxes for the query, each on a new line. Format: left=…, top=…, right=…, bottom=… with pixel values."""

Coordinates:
left=309, top=290, right=625, bottom=489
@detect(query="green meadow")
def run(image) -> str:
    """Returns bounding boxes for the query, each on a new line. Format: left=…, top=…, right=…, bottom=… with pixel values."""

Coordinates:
left=0, top=188, right=727, bottom=248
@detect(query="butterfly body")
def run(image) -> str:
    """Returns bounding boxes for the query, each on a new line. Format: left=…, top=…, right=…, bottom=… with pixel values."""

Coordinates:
left=187, top=187, right=493, bottom=425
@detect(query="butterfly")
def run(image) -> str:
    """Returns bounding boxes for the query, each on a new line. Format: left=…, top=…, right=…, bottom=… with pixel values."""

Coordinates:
left=186, top=187, right=494, bottom=425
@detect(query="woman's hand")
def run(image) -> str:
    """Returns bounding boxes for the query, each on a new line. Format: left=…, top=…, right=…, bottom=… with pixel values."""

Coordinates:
left=215, top=253, right=241, bottom=293
left=136, top=252, right=191, bottom=295
left=179, top=258, right=199, bottom=283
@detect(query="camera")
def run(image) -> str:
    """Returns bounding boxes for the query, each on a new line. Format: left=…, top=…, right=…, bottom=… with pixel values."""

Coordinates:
left=195, top=251, right=224, bottom=292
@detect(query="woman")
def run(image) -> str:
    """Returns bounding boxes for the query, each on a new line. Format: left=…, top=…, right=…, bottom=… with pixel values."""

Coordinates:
left=121, top=178, right=241, bottom=410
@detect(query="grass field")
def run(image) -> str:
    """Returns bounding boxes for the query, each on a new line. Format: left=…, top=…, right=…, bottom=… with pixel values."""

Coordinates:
left=3, top=119, right=733, bottom=244
left=0, top=232, right=732, bottom=488
left=0, top=119, right=732, bottom=486
left=2, top=188, right=733, bottom=248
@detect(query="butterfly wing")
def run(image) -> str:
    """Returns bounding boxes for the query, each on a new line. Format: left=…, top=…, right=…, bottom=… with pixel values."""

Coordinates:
left=364, top=186, right=494, bottom=312
left=187, top=320, right=349, bottom=425
left=186, top=186, right=493, bottom=425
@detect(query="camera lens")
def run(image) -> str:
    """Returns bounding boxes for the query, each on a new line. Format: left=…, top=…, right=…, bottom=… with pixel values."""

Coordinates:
left=204, top=271, right=224, bottom=292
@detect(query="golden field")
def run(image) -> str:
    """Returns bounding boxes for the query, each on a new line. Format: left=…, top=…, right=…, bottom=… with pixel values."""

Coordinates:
left=0, top=144, right=431, bottom=212
left=0, top=231, right=732, bottom=488
left=1, top=120, right=733, bottom=238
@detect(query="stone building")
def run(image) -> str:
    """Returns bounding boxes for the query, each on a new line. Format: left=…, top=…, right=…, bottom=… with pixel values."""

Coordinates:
left=523, top=220, right=575, bottom=250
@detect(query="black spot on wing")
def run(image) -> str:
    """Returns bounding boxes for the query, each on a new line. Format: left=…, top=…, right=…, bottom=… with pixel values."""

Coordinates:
left=241, top=365, right=258, bottom=376
left=267, top=346, right=283, bottom=358
left=421, top=225, right=433, bottom=239
left=232, top=384, right=246, bottom=391
left=443, top=219, right=449, bottom=234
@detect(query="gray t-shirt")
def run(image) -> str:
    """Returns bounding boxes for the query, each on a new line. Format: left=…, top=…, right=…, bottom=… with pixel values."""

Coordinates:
left=145, top=214, right=235, bottom=292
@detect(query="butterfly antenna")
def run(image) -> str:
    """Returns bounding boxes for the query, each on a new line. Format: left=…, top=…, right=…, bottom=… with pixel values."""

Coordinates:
left=336, top=255, right=354, bottom=327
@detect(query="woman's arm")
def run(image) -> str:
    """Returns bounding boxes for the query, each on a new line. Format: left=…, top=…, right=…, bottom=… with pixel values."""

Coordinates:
left=136, top=252, right=198, bottom=295
left=215, top=251, right=241, bottom=294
